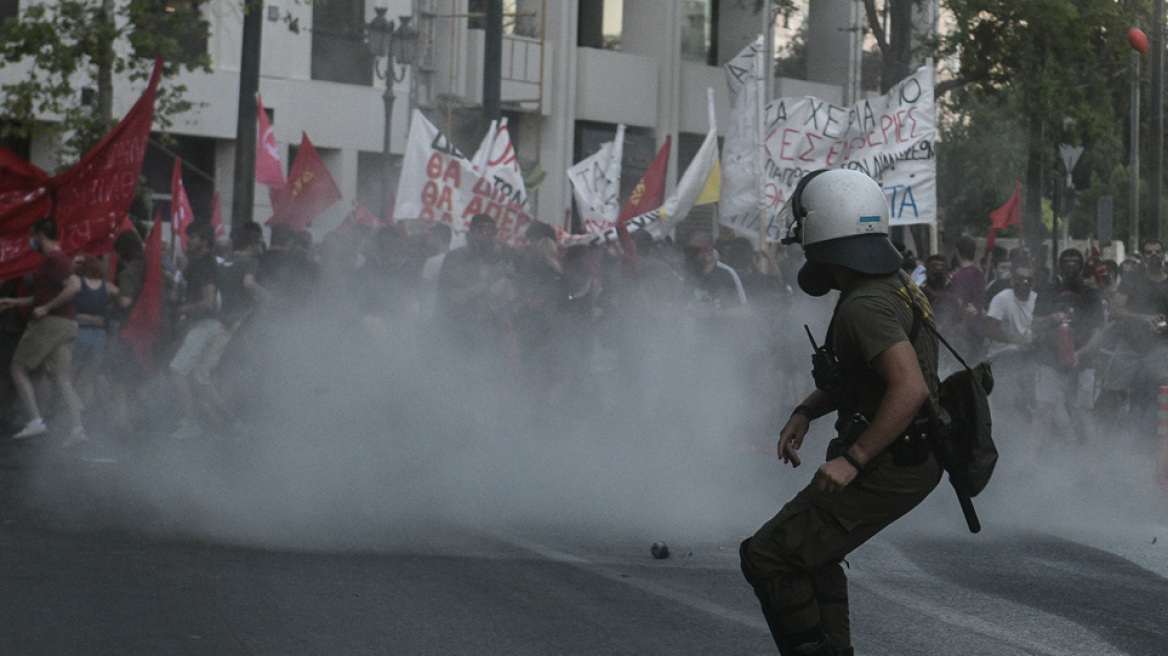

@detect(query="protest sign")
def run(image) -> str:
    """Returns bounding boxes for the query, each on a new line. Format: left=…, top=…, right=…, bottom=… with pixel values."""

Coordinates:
left=471, top=117, right=527, bottom=209
left=722, top=65, right=937, bottom=241
left=567, top=124, right=625, bottom=233
left=395, top=110, right=536, bottom=242
left=0, top=58, right=162, bottom=280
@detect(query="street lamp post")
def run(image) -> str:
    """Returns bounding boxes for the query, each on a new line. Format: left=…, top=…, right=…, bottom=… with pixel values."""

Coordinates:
left=366, top=7, right=417, bottom=220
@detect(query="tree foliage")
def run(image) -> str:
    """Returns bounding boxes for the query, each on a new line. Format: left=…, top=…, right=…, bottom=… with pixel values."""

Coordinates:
left=935, top=0, right=1149, bottom=243
left=0, top=0, right=212, bottom=165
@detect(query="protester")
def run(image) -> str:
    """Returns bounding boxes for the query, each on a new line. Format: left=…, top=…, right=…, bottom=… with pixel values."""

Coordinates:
left=1099, top=239, right=1168, bottom=433
left=436, top=214, right=513, bottom=351
left=2, top=218, right=88, bottom=446
left=259, top=223, right=318, bottom=307
left=1029, top=248, right=1106, bottom=454
left=70, top=254, right=118, bottom=410
left=167, top=221, right=228, bottom=440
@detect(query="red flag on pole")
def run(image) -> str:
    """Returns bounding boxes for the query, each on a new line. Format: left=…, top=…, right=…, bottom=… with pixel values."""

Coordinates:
left=985, top=178, right=1023, bottom=260
left=211, top=191, right=226, bottom=239
left=618, top=135, right=671, bottom=224
left=171, top=158, right=195, bottom=251
left=0, top=58, right=163, bottom=280
left=256, top=94, right=286, bottom=187
left=122, top=209, right=164, bottom=370
left=268, top=133, right=343, bottom=232
left=990, top=178, right=1023, bottom=229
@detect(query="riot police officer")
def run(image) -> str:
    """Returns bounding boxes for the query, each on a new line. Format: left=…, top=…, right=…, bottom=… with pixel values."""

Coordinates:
left=739, top=170, right=944, bottom=655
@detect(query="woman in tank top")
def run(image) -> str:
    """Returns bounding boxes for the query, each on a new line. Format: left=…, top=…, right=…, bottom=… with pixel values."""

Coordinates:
left=71, top=254, right=119, bottom=409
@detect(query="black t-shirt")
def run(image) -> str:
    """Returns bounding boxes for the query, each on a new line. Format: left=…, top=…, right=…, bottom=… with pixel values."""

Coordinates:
left=183, top=252, right=218, bottom=321
left=695, top=266, right=744, bottom=308
left=1033, top=284, right=1104, bottom=362
left=1116, top=273, right=1168, bottom=347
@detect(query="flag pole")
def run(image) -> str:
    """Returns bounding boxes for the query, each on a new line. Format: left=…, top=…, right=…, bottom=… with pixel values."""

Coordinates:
left=756, top=10, right=770, bottom=249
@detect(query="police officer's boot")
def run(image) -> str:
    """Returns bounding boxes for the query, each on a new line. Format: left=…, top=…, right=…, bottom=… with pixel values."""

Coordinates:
left=740, top=538, right=791, bottom=652
left=784, top=625, right=833, bottom=655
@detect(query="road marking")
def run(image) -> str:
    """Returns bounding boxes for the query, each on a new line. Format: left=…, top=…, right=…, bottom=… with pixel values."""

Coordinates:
left=852, top=539, right=1125, bottom=656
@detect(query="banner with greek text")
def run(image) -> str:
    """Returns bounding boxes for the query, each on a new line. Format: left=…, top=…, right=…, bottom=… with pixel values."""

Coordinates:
left=563, top=90, right=719, bottom=247
left=470, top=117, right=528, bottom=209
left=395, top=110, right=536, bottom=242
left=567, top=124, right=625, bottom=233
left=719, top=37, right=765, bottom=243
left=722, top=66, right=937, bottom=241
left=0, top=58, right=163, bottom=280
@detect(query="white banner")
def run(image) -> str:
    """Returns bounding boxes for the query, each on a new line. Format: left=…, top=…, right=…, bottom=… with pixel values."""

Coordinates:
left=395, top=110, right=536, bottom=241
left=719, top=37, right=765, bottom=242
left=470, top=117, right=528, bottom=208
left=563, top=90, right=719, bottom=247
left=722, top=66, right=938, bottom=240
left=567, top=124, right=625, bottom=234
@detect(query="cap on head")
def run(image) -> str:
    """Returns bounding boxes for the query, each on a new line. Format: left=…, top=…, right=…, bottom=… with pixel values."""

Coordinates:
left=788, top=169, right=902, bottom=277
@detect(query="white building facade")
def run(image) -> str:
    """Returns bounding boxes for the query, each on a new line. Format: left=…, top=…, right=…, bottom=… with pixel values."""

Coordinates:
left=1, top=0, right=903, bottom=238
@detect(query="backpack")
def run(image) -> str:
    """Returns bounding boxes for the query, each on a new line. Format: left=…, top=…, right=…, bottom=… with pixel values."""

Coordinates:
left=909, top=300, right=998, bottom=533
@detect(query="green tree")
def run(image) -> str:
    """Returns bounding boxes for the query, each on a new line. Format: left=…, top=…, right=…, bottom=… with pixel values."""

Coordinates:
left=0, top=0, right=212, bottom=166
left=935, top=0, right=1145, bottom=246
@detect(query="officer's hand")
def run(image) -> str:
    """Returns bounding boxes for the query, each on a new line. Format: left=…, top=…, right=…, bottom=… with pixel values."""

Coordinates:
left=777, top=415, right=809, bottom=468
left=813, top=458, right=858, bottom=492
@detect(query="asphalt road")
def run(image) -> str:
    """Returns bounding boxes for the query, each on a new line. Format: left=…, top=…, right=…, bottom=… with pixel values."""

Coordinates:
left=3, top=434, right=1167, bottom=656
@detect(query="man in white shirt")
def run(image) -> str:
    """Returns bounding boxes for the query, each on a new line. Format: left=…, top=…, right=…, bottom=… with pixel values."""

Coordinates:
left=983, top=263, right=1037, bottom=360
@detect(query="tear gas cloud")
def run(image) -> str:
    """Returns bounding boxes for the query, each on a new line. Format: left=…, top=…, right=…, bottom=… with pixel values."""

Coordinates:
left=19, top=260, right=1168, bottom=555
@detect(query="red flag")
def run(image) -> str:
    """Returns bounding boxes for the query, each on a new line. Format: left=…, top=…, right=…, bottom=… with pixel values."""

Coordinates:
left=211, top=191, right=226, bottom=238
left=351, top=200, right=383, bottom=227
left=0, top=58, right=163, bottom=280
left=256, top=94, right=285, bottom=187
left=990, top=178, right=1022, bottom=229
left=122, top=209, right=164, bottom=370
left=985, top=178, right=1022, bottom=260
left=618, top=135, right=671, bottom=224
left=268, top=133, right=342, bottom=232
left=171, top=158, right=195, bottom=251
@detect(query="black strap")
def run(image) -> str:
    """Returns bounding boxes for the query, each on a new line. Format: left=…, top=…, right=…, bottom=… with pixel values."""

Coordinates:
left=896, top=271, right=974, bottom=374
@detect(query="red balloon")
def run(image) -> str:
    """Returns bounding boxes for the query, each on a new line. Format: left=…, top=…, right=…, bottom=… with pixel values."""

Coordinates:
left=1129, top=28, right=1149, bottom=55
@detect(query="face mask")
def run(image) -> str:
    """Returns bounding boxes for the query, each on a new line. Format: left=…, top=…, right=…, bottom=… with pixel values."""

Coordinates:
left=28, top=238, right=38, bottom=252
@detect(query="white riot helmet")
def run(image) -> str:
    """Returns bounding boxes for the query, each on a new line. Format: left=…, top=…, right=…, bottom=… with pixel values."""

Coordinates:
left=780, top=169, right=902, bottom=295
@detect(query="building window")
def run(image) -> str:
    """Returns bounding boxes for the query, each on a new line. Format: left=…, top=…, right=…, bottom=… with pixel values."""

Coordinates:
left=681, top=0, right=718, bottom=65
left=578, top=0, right=622, bottom=50
left=131, top=0, right=210, bottom=66
left=311, top=0, right=373, bottom=86
left=0, top=0, right=19, bottom=23
left=143, top=135, right=216, bottom=226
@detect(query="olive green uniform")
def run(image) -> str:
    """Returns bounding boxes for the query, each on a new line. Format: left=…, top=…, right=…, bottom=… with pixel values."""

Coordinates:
left=741, top=273, right=944, bottom=654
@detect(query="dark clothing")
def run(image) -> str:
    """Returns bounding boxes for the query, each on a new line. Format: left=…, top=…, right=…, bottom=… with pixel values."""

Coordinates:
left=258, top=248, right=319, bottom=304
left=74, top=279, right=109, bottom=321
left=218, top=253, right=260, bottom=328
left=182, top=252, right=218, bottom=321
left=34, top=250, right=75, bottom=319
left=694, top=266, right=744, bottom=309
left=1033, top=283, right=1105, bottom=366
left=950, top=264, right=986, bottom=311
left=1116, top=273, right=1168, bottom=349
left=741, top=271, right=943, bottom=654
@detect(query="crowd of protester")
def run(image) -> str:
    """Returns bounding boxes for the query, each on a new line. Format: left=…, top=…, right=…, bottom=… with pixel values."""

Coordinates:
left=2, top=210, right=1166, bottom=487
left=904, top=234, right=1168, bottom=485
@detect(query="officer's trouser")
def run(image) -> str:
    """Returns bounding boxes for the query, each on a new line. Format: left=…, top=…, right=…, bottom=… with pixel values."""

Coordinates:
left=740, top=445, right=942, bottom=652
